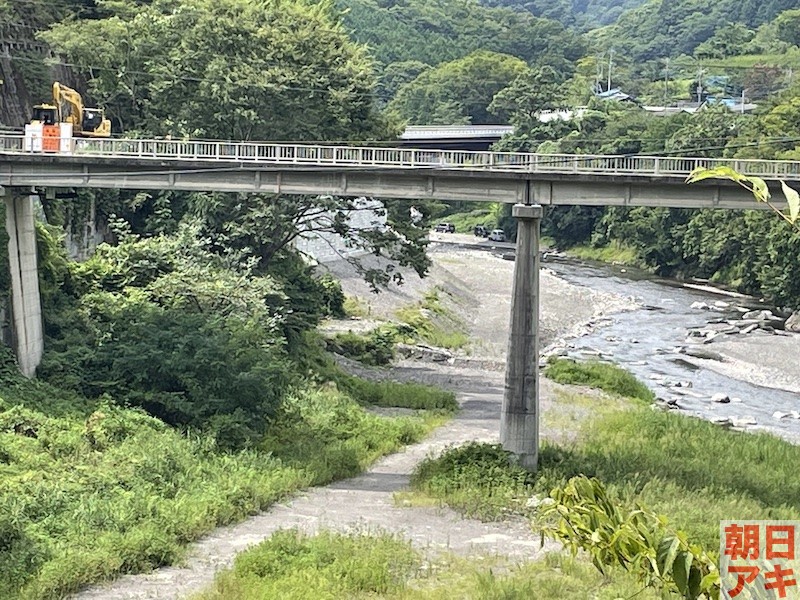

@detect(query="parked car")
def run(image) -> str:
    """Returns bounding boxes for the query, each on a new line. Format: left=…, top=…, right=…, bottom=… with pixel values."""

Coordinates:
left=474, top=225, right=488, bottom=237
left=488, top=229, right=506, bottom=242
left=435, top=222, right=456, bottom=233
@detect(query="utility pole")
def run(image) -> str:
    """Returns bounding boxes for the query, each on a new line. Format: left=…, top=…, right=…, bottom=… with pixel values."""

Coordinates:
left=664, top=57, right=670, bottom=109
left=696, top=67, right=704, bottom=104
left=607, top=48, right=614, bottom=92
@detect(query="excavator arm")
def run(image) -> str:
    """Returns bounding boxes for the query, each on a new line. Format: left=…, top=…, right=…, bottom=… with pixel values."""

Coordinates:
left=31, top=81, right=111, bottom=138
left=53, top=82, right=84, bottom=129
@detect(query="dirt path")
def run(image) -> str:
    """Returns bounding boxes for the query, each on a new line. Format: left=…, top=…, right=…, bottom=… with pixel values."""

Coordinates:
left=72, top=248, right=631, bottom=599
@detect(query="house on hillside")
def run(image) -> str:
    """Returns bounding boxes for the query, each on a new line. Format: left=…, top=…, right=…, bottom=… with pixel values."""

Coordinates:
left=594, top=87, right=637, bottom=103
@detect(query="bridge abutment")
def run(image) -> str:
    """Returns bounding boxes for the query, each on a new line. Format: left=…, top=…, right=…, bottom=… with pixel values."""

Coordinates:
left=501, top=203, right=542, bottom=471
left=5, top=188, right=43, bottom=377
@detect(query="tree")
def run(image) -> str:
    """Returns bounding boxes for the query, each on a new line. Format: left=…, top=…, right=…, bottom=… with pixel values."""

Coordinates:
left=388, top=51, right=528, bottom=125
left=187, top=192, right=432, bottom=292
left=42, top=0, right=395, bottom=140
left=694, top=23, right=755, bottom=59
left=775, top=8, right=800, bottom=46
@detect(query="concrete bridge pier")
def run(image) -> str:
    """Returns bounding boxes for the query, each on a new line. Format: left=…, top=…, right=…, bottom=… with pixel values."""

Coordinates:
left=4, top=188, right=43, bottom=377
left=501, top=203, right=542, bottom=471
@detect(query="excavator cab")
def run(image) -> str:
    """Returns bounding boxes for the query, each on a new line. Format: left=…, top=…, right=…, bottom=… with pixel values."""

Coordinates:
left=81, top=108, right=110, bottom=137
left=31, top=105, right=58, bottom=126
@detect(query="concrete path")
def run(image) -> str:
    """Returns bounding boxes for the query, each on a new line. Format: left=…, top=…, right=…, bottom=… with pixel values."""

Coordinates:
left=72, top=372, right=556, bottom=600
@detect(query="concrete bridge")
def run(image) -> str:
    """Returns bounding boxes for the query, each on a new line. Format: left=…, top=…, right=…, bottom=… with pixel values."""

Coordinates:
left=2, top=133, right=799, bottom=469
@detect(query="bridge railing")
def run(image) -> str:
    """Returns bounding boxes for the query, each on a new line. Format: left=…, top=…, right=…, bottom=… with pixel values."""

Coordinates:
left=4, top=134, right=800, bottom=180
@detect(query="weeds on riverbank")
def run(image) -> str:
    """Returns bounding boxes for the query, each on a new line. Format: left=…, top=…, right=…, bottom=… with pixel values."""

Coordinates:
left=395, top=288, right=470, bottom=350
left=544, top=358, right=655, bottom=402
left=565, top=242, right=645, bottom=268
left=196, top=529, right=659, bottom=600
left=0, top=377, right=448, bottom=600
left=409, top=364, right=800, bottom=594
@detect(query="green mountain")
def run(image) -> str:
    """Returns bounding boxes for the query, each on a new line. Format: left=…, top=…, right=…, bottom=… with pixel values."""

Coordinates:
left=480, top=0, right=649, bottom=29
left=337, top=0, right=585, bottom=67
left=594, top=0, right=800, bottom=60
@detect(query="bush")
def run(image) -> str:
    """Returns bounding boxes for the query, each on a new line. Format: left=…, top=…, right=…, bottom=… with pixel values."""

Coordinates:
left=411, top=442, right=535, bottom=519
left=38, top=230, right=296, bottom=442
left=326, top=328, right=397, bottom=366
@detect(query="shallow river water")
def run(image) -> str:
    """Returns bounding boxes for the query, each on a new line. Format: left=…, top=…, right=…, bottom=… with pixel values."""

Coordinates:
left=543, top=257, right=800, bottom=443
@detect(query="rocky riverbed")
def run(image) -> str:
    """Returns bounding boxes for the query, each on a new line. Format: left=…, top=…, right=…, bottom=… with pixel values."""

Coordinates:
left=326, top=243, right=800, bottom=442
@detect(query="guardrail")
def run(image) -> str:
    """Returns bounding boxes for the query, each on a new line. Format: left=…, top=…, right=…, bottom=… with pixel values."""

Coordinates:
left=2, top=134, right=800, bottom=180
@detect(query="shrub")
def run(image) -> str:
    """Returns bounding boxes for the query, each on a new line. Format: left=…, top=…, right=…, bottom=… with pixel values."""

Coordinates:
left=411, top=442, right=535, bottom=519
left=326, top=328, right=397, bottom=366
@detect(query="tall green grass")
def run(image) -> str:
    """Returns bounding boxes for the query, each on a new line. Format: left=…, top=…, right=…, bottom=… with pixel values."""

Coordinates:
left=195, top=529, right=419, bottom=600
left=544, top=358, right=655, bottom=402
left=196, top=530, right=658, bottom=599
left=566, top=241, right=644, bottom=268
left=395, top=289, right=470, bottom=350
left=0, top=382, right=445, bottom=599
left=412, top=401, right=800, bottom=552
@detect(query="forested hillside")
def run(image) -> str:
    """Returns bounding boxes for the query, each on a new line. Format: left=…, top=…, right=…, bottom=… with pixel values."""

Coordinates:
left=337, top=0, right=585, bottom=67
left=593, top=0, right=800, bottom=60
left=481, top=0, right=648, bottom=29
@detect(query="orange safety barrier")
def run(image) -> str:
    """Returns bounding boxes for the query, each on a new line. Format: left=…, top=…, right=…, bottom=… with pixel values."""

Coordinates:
left=42, top=125, right=60, bottom=152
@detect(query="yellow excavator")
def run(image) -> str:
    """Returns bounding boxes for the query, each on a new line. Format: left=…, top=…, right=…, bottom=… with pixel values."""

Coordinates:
left=31, top=82, right=111, bottom=137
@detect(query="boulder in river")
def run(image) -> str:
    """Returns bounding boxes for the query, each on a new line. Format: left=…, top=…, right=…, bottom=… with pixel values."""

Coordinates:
left=681, top=347, right=725, bottom=361
left=773, top=411, right=790, bottom=420
left=711, top=393, right=731, bottom=403
left=785, top=310, right=800, bottom=333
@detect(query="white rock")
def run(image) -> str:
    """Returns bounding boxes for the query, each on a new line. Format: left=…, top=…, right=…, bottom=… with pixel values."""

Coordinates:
left=791, top=411, right=800, bottom=419
left=773, top=411, right=790, bottom=420
left=711, top=393, right=731, bottom=403
left=714, top=300, right=730, bottom=308
left=731, top=397, right=744, bottom=403
left=691, top=301, right=709, bottom=310
left=733, top=416, right=758, bottom=427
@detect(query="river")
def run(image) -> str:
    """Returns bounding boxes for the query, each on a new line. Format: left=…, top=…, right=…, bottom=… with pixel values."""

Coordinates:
left=543, top=257, right=800, bottom=442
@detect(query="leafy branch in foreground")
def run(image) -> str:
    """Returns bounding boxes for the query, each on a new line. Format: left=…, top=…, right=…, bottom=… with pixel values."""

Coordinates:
left=686, top=166, right=800, bottom=232
left=540, top=476, right=720, bottom=600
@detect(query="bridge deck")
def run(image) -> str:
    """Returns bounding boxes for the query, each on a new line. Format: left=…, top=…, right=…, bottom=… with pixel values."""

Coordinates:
left=0, top=135, right=794, bottom=209
left=2, top=134, right=800, bottom=180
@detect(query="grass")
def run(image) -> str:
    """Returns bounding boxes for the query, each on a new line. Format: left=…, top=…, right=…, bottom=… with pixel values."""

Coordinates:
left=195, top=529, right=659, bottom=600
left=395, top=288, right=470, bottom=350
left=543, top=357, right=655, bottom=402
left=340, top=376, right=458, bottom=412
left=0, top=374, right=450, bottom=599
left=565, top=241, right=645, bottom=268
left=409, top=361, right=800, bottom=569
left=343, top=295, right=369, bottom=318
